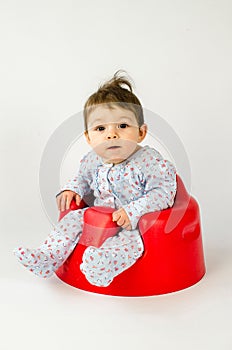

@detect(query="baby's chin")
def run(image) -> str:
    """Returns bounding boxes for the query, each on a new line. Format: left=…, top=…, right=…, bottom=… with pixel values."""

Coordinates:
left=95, top=143, right=141, bottom=164
left=103, top=157, right=126, bottom=165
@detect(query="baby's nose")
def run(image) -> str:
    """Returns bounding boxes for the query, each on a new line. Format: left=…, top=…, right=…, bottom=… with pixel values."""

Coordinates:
left=107, top=126, right=118, bottom=139
left=107, top=134, right=117, bottom=139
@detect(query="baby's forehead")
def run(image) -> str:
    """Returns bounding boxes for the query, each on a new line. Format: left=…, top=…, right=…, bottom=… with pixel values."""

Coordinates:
left=87, top=105, right=138, bottom=127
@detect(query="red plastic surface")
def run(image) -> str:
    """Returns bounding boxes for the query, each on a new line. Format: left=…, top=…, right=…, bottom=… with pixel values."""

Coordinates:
left=56, top=176, right=206, bottom=296
left=79, top=207, right=120, bottom=247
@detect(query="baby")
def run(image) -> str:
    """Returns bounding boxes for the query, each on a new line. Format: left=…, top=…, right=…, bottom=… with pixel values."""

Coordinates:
left=14, top=70, right=177, bottom=287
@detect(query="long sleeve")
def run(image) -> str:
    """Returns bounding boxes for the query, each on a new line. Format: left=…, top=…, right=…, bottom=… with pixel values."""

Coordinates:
left=56, top=152, right=94, bottom=198
left=122, top=156, right=177, bottom=230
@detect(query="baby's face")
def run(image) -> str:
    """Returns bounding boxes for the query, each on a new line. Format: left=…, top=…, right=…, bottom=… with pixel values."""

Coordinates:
left=85, top=104, right=147, bottom=164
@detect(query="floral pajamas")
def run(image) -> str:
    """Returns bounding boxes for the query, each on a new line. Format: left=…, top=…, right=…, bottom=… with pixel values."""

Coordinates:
left=14, top=145, right=177, bottom=286
left=80, top=229, right=144, bottom=287
left=14, top=209, right=86, bottom=278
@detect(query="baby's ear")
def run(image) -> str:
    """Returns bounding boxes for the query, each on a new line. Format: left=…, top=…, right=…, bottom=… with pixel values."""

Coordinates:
left=138, top=124, right=147, bottom=142
left=84, top=131, right=91, bottom=144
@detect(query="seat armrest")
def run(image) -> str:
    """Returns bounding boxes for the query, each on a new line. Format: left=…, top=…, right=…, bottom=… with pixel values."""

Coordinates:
left=70, top=199, right=87, bottom=210
left=58, top=199, right=87, bottom=221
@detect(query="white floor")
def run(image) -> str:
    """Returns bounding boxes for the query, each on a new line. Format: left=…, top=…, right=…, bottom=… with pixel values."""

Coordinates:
left=1, top=239, right=231, bottom=350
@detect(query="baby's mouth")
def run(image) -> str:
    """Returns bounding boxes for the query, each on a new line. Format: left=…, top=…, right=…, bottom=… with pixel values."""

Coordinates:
left=107, top=146, right=121, bottom=150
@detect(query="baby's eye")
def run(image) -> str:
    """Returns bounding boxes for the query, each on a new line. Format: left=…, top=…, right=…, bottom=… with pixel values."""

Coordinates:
left=96, top=126, right=105, bottom=131
left=119, top=123, right=129, bottom=129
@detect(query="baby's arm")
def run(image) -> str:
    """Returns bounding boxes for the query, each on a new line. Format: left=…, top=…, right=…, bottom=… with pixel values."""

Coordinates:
left=123, top=158, right=177, bottom=230
left=56, top=152, right=94, bottom=210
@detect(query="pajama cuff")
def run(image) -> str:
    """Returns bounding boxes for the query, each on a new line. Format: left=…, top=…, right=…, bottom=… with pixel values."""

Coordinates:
left=55, top=185, right=83, bottom=198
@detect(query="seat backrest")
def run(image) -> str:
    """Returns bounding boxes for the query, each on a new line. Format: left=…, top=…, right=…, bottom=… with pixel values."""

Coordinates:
left=173, top=175, right=190, bottom=208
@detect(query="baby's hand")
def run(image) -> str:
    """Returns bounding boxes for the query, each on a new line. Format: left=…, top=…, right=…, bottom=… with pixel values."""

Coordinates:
left=112, top=208, right=132, bottom=231
left=56, top=191, right=81, bottom=211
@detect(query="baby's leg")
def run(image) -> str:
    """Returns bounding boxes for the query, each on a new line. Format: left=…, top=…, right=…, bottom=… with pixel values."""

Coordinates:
left=14, top=209, right=86, bottom=278
left=80, top=229, right=144, bottom=287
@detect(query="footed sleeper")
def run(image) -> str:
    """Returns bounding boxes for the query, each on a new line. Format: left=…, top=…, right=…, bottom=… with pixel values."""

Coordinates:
left=14, top=145, right=176, bottom=286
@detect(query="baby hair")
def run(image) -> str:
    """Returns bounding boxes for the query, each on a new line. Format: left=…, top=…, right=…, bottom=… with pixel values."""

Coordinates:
left=83, top=70, right=144, bottom=131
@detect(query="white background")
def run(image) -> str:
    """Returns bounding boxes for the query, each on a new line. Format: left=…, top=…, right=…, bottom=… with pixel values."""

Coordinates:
left=0, top=1, right=232, bottom=349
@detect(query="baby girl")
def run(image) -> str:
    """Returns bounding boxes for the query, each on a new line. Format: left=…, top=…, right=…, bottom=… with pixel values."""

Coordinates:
left=14, top=70, right=177, bottom=287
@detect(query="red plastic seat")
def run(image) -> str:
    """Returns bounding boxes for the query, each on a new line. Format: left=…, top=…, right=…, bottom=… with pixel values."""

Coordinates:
left=55, top=175, right=206, bottom=296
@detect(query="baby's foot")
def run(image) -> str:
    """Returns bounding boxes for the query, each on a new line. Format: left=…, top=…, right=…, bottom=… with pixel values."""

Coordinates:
left=13, top=247, right=50, bottom=266
left=80, top=246, right=115, bottom=287
left=13, top=247, right=56, bottom=278
left=27, top=264, right=55, bottom=278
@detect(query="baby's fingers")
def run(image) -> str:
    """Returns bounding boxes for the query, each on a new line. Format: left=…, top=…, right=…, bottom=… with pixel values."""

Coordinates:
left=65, top=196, right=72, bottom=210
left=56, top=194, right=67, bottom=211
left=112, top=211, right=119, bottom=222
left=56, top=196, right=62, bottom=211
left=75, top=194, right=81, bottom=205
left=60, top=195, right=67, bottom=211
left=122, top=223, right=132, bottom=231
left=116, top=216, right=126, bottom=226
left=59, top=193, right=72, bottom=211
